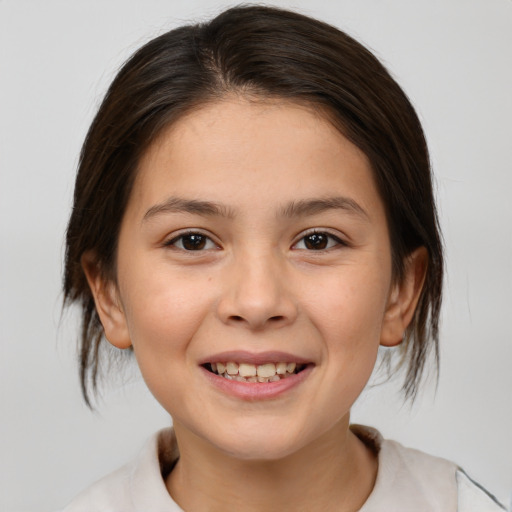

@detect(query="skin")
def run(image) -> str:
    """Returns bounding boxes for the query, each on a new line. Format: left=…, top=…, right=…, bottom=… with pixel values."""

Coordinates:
left=84, top=98, right=427, bottom=512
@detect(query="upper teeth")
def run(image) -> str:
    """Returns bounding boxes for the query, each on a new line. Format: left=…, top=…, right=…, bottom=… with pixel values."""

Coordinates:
left=212, top=362, right=298, bottom=379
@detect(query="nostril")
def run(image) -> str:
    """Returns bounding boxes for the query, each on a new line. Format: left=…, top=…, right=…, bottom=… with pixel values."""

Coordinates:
left=228, top=314, right=285, bottom=324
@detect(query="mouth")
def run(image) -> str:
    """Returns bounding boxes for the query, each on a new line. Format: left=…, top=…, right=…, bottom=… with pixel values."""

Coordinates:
left=202, top=361, right=307, bottom=383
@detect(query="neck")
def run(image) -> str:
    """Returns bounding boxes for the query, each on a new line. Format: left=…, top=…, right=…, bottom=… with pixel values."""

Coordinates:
left=166, top=418, right=378, bottom=512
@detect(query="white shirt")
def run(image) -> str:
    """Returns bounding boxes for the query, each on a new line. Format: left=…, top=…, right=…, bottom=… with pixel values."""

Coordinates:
left=61, top=426, right=505, bottom=511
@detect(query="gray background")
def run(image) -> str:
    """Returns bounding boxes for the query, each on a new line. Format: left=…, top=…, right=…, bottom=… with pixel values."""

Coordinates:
left=1, top=0, right=511, bottom=510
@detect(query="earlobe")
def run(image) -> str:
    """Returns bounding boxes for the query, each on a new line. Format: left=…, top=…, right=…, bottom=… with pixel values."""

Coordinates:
left=380, top=247, right=428, bottom=347
left=81, top=252, right=132, bottom=349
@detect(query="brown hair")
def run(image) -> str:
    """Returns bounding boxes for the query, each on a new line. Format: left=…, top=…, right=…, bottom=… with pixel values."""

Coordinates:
left=64, top=5, right=443, bottom=407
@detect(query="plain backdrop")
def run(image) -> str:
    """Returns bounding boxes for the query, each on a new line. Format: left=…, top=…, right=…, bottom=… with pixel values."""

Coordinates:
left=1, top=1, right=511, bottom=510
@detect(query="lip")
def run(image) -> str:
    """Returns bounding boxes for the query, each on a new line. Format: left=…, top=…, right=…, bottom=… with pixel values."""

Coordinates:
left=199, top=350, right=312, bottom=366
left=199, top=352, right=314, bottom=401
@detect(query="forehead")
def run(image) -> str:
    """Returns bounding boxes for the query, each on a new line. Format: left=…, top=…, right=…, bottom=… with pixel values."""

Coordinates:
left=129, top=98, right=384, bottom=221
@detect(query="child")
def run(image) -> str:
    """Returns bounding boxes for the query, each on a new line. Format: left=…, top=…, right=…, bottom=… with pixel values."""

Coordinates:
left=61, top=5, right=505, bottom=511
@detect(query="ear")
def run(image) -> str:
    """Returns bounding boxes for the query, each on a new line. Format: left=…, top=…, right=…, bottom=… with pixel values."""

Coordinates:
left=81, top=252, right=132, bottom=349
left=380, top=247, right=428, bottom=347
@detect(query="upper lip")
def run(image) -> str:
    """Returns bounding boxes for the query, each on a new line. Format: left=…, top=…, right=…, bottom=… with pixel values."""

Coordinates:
left=199, top=350, right=312, bottom=366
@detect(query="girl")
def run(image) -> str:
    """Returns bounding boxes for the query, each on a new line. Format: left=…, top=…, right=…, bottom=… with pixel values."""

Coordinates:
left=61, top=5, right=505, bottom=511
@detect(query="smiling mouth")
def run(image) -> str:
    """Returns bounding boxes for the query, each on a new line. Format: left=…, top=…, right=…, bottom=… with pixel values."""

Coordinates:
left=203, top=361, right=307, bottom=383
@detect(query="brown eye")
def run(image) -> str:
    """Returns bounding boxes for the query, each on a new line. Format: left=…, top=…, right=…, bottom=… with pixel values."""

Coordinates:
left=168, top=233, right=216, bottom=251
left=182, top=234, right=206, bottom=250
left=294, top=231, right=343, bottom=251
left=304, top=233, right=329, bottom=250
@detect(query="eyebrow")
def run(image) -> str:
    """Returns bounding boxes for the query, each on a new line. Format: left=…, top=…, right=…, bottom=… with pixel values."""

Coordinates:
left=143, top=197, right=235, bottom=222
left=279, top=197, right=369, bottom=220
left=142, top=195, right=369, bottom=222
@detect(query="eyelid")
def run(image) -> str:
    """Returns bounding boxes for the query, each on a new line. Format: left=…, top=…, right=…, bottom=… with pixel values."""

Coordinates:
left=163, top=229, right=220, bottom=250
left=292, top=228, right=348, bottom=250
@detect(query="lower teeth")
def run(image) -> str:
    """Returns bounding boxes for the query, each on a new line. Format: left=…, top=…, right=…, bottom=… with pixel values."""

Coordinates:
left=223, top=373, right=284, bottom=383
left=213, top=365, right=304, bottom=383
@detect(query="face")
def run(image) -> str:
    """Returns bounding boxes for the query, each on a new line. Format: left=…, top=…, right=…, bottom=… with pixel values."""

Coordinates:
left=89, top=98, right=415, bottom=460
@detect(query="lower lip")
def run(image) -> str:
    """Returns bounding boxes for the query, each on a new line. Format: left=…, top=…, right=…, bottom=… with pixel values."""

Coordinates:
left=200, top=365, right=314, bottom=401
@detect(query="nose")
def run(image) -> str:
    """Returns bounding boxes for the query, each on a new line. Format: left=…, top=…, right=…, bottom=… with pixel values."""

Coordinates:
left=216, top=250, right=298, bottom=330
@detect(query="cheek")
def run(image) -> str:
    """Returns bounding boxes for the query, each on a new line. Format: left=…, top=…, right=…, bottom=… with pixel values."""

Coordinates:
left=304, top=264, right=390, bottom=380
left=119, top=272, right=216, bottom=414
left=311, top=269, right=388, bottom=337
left=120, top=270, right=213, bottom=366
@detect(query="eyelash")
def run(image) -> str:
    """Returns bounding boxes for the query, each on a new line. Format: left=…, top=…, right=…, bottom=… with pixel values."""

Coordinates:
left=293, top=230, right=346, bottom=251
left=164, top=230, right=346, bottom=252
left=164, top=231, right=218, bottom=251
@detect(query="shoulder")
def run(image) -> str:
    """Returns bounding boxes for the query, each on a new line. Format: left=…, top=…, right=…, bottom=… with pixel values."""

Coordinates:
left=60, top=462, right=134, bottom=511
left=352, top=425, right=505, bottom=512
left=385, top=439, right=505, bottom=511
left=60, top=428, right=182, bottom=512
left=457, top=468, right=507, bottom=512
